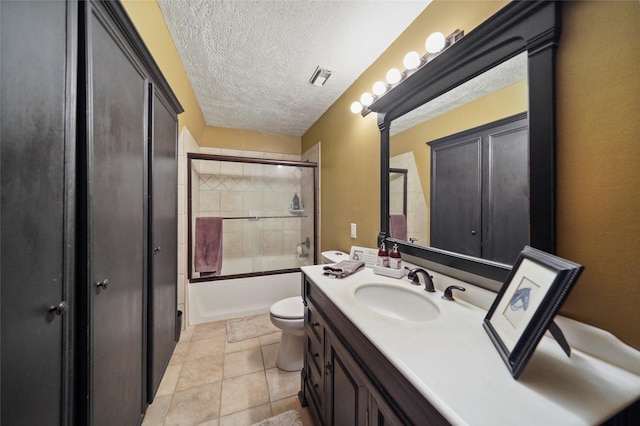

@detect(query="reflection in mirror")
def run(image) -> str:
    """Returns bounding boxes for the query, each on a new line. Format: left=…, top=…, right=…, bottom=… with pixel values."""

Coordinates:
left=371, top=1, right=561, bottom=286
left=389, top=52, right=528, bottom=264
left=187, top=154, right=317, bottom=281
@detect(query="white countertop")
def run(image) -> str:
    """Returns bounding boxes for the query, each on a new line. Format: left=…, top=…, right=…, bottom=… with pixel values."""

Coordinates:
left=302, top=264, right=640, bottom=426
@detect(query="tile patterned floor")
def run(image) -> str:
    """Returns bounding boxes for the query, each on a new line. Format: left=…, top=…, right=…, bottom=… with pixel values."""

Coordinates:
left=142, top=319, right=315, bottom=426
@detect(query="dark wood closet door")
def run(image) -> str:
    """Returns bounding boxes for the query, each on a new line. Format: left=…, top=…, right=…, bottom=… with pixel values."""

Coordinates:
left=483, top=124, right=529, bottom=264
left=86, top=5, right=147, bottom=424
left=148, top=86, right=179, bottom=401
left=430, top=138, right=483, bottom=257
left=1, top=1, right=75, bottom=424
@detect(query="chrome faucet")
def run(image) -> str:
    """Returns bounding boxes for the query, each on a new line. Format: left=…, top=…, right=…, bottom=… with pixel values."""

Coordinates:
left=406, top=267, right=435, bottom=292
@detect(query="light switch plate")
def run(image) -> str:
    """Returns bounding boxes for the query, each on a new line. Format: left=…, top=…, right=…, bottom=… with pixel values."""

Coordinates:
left=350, top=223, right=357, bottom=238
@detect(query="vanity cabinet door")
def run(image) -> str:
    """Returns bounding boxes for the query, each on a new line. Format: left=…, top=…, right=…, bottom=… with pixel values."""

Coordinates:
left=325, top=333, right=369, bottom=426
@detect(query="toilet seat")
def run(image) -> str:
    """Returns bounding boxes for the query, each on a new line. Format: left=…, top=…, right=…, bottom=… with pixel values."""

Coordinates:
left=269, top=296, right=303, bottom=320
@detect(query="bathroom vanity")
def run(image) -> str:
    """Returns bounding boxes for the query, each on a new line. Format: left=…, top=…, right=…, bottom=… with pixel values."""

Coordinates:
left=299, top=265, right=640, bottom=425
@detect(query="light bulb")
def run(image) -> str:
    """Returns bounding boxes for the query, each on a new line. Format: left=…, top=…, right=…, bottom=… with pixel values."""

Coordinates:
left=360, top=92, right=374, bottom=107
left=373, top=81, right=387, bottom=96
left=426, top=32, right=446, bottom=53
left=386, top=68, right=402, bottom=85
left=350, top=101, right=363, bottom=114
left=403, top=51, right=422, bottom=70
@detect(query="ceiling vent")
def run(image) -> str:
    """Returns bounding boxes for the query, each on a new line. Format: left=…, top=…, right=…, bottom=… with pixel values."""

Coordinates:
left=309, top=66, right=332, bottom=87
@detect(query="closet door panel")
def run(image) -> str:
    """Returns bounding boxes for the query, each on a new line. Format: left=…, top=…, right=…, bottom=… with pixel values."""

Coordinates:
left=484, top=125, right=529, bottom=264
left=430, top=138, right=482, bottom=257
left=0, top=1, right=75, bottom=424
left=148, top=87, right=179, bottom=401
left=87, top=8, right=146, bottom=425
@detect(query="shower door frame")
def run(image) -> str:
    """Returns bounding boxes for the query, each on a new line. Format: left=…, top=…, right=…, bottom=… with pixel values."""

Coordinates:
left=187, top=153, right=318, bottom=282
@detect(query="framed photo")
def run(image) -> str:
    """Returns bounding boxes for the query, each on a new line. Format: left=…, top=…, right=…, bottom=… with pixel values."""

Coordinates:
left=483, top=246, right=584, bottom=379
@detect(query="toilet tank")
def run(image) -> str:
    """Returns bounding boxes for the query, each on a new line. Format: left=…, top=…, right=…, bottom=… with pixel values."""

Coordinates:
left=320, top=250, right=349, bottom=264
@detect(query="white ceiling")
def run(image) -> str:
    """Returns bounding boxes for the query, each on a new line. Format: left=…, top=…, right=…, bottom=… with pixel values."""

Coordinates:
left=157, top=0, right=432, bottom=137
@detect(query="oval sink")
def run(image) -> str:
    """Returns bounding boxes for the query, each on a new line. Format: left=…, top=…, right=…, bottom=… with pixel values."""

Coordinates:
left=354, top=283, right=440, bottom=322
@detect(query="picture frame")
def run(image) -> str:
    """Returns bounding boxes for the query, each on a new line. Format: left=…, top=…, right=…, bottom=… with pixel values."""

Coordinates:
left=483, top=246, right=584, bottom=379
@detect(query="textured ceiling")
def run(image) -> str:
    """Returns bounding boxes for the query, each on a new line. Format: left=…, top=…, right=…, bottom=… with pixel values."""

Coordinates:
left=158, top=0, right=432, bottom=137
left=391, top=52, right=528, bottom=136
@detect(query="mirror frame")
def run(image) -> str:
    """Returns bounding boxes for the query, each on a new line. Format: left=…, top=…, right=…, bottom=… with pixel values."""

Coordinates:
left=368, top=1, right=561, bottom=287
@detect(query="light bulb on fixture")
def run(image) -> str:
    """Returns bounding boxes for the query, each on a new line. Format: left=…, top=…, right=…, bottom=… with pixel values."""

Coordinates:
left=350, top=101, right=363, bottom=114
left=386, top=68, right=402, bottom=85
left=425, top=32, right=446, bottom=54
left=373, top=81, right=387, bottom=96
left=360, top=92, right=374, bottom=107
left=403, top=51, right=422, bottom=70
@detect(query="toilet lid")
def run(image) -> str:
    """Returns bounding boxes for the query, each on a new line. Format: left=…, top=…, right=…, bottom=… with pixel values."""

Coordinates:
left=270, top=296, right=304, bottom=319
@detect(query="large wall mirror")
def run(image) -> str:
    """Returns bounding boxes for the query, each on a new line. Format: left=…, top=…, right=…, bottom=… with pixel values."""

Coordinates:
left=369, top=1, right=561, bottom=290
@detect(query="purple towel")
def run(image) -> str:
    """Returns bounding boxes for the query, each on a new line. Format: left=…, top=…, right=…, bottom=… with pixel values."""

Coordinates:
left=323, top=260, right=365, bottom=278
left=195, top=217, right=223, bottom=277
left=389, top=214, right=407, bottom=241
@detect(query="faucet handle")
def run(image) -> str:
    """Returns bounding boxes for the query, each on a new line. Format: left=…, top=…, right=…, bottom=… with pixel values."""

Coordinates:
left=442, top=285, right=466, bottom=301
left=405, top=267, right=436, bottom=292
left=405, top=267, right=421, bottom=286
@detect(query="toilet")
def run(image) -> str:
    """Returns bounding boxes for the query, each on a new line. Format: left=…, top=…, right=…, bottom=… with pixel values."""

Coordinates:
left=269, top=296, right=305, bottom=371
left=269, top=250, right=350, bottom=371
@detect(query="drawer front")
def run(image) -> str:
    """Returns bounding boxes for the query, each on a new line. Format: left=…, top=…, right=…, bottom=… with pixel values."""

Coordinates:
left=306, top=356, right=324, bottom=408
left=306, top=304, right=324, bottom=344
left=306, top=334, right=323, bottom=374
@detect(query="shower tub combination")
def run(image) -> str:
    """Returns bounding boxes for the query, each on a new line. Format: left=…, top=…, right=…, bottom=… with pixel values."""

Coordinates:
left=187, top=154, right=317, bottom=325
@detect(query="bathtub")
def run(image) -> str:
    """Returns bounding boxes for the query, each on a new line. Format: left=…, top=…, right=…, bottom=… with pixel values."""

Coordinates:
left=188, top=254, right=311, bottom=325
left=220, top=254, right=309, bottom=276
left=188, top=272, right=301, bottom=325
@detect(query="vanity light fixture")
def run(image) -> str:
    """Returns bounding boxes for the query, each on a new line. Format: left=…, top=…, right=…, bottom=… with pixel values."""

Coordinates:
left=386, top=68, right=403, bottom=85
left=309, top=66, right=332, bottom=86
left=372, top=81, right=387, bottom=96
left=425, top=32, right=446, bottom=54
left=351, top=29, right=464, bottom=116
left=360, top=92, right=374, bottom=107
left=403, top=51, right=423, bottom=70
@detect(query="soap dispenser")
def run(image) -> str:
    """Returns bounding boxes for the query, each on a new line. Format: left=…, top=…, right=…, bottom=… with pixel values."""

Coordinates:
left=390, top=244, right=402, bottom=269
left=377, top=242, right=389, bottom=267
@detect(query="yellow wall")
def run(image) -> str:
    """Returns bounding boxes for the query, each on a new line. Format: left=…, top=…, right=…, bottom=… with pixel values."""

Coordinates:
left=555, top=1, right=640, bottom=349
left=121, top=0, right=206, bottom=140
left=303, top=0, right=640, bottom=349
left=199, top=126, right=301, bottom=155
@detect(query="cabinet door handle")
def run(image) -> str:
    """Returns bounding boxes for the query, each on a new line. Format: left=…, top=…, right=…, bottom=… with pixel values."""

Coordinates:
left=312, top=322, right=320, bottom=327
left=325, top=362, right=332, bottom=373
left=48, top=301, right=68, bottom=316
left=96, top=279, right=110, bottom=289
left=471, top=230, right=476, bottom=235
left=313, top=352, right=320, bottom=358
left=153, top=246, right=162, bottom=254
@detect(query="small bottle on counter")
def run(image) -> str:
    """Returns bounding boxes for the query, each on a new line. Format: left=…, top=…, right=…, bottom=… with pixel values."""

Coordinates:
left=390, top=244, right=402, bottom=269
left=377, top=242, right=389, bottom=267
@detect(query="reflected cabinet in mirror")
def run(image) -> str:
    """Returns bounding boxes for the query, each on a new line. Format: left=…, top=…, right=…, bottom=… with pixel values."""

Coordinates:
left=369, top=1, right=561, bottom=289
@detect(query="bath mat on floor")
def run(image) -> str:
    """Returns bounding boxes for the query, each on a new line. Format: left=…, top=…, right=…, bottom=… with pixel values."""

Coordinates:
left=251, top=409, right=303, bottom=426
left=226, top=313, right=280, bottom=343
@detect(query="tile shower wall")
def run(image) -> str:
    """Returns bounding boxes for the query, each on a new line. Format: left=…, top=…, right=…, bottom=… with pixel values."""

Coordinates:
left=178, top=136, right=308, bottom=329
left=196, top=159, right=304, bottom=259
